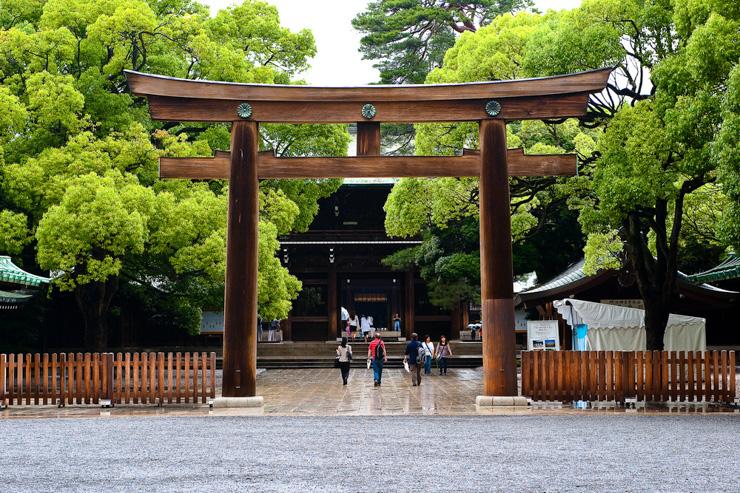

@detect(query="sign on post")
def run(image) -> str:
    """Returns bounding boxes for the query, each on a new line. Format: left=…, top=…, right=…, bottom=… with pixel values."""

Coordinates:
left=526, top=320, right=560, bottom=351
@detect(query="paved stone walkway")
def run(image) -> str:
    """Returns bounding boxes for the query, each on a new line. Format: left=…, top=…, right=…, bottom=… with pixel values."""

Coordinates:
left=2, top=368, right=736, bottom=419
left=259, top=367, right=484, bottom=415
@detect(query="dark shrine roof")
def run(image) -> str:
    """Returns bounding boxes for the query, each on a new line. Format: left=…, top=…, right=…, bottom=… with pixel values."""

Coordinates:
left=0, top=288, right=33, bottom=309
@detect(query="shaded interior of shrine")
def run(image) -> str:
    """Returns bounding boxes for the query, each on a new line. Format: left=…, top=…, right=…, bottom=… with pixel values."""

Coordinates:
left=279, top=180, right=469, bottom=342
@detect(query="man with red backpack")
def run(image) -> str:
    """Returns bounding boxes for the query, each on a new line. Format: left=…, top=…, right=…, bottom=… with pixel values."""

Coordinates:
left=367, top=332, right=388, bottom=386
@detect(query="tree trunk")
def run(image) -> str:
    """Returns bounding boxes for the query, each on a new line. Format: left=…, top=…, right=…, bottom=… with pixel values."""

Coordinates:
left=74, top=277, right=119, bottom=352
left=625, top=213, right=676, bottom=350
left=643, top=297, right=670, bottom=350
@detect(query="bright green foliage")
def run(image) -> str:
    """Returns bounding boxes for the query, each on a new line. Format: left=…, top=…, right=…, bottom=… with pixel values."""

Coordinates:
left=0, top=86, right=27, bottom=142
left=1, top=0, right=46, bottom=28
left=569, top=1, right=739, bottom=348
left=385, top=176, right=538, bottom=241
left=36, top=171, right=154, bottom=289
left=430, top=12, right=542, bottom=82
left=26, top=71, right=87, bottom=145
left=0, top=209, right=30, bottom=254
left=352, top=0, right=533, bottom=84
left=0, top=0, right=348, bottom=348
left=206, top=1, right=315, bottom=79
left=716, top=65, right=740, bottom=249
left=383, top=11, right=601, bottom=308
left=523, top=1, right=631, bottom=76
left=257, top=221, right=301, bottom=320
left=582, top=230, right=623, bottom=275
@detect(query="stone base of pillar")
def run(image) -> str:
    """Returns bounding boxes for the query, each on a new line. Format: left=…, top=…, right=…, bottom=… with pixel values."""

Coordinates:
left=211, top=396, right=264, bottom=408
left=475, top=395, right=529, bottom=407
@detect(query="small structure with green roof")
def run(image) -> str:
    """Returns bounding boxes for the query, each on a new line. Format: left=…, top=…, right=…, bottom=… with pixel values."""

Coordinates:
left=0, top=255, right=50, bottom=310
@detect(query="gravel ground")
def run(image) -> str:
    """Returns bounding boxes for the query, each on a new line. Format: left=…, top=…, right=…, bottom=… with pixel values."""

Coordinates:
left=1, top=414, right=738, bottom=492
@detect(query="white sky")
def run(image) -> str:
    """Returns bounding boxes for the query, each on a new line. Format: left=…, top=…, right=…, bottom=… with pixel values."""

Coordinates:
left=202, top=0, right=583, bottom=85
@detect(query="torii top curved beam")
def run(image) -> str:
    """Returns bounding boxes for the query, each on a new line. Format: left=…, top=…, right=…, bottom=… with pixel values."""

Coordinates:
left=124, top=68, right=611, bottom=124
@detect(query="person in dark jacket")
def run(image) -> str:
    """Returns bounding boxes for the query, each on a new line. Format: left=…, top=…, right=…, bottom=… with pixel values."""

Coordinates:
left=404, top=333, right=423, bottom=386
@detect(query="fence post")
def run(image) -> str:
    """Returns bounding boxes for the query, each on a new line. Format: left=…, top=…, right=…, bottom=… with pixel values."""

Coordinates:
left=210, top=352, right=216, bottom=400
left=521, top=351, right=530, bottom=398
left=104, top=353, right=114, bottom=406
left=158, top=352, right=165, bottom=406
left=0, top=354, right=6, bottom=408
left=729, top=351, right=736, bottom=403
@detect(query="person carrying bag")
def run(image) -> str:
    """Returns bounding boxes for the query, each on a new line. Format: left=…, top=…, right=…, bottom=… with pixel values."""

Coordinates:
left=336, top=337, right=353, bottom=385
left=435, top=335, right=452, bottom=375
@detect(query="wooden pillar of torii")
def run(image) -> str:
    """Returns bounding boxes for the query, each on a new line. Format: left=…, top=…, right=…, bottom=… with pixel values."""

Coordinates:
left=126, top=68, right=609, bottom=405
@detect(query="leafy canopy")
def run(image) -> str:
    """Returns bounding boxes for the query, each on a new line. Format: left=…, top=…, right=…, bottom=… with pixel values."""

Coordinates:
left=352, top=0, right=533, bottom=84
left=0, top=0, right=349, bottom=341
left=382, top=11, right=603, bottom=307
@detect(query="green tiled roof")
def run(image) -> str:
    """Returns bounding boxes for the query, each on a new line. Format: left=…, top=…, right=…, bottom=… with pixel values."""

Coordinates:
left=0, top=256, right=50, bottom=287
left=688, top=254, right=740, bottom=284
left=520, top=257, right=737, bottom=300
left=520, top=259, right=588, bottom=294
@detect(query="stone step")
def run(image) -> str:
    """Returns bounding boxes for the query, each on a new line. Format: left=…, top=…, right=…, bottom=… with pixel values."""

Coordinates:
left=257, top=340, right=483, bottom=357
left=255, top=355, right=482, bottom=369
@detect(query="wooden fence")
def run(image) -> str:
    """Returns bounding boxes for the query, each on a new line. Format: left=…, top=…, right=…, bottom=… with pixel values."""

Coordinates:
left=0, top=352, right=217, bottom=406
left=521, top=350, right=736, bottom=403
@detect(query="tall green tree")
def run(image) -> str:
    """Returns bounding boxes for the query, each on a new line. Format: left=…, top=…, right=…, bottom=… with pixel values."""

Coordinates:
left=353, top=1, right=534, bottom=156
left=0, top=0, right=350, bottom=350
left=383, top=1, right=739, bottom=350
left=527, top=0, right=739, bottom=348
left=352, top=0, right=533, bottom=84
left=382, top=12, right=602, bottom=310
left=581, top=2, right=740, bottom=349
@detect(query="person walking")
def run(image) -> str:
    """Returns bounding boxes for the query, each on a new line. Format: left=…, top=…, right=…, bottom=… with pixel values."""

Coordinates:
left=340, top=307, right=349, bottom=339
left=269, top=319, right=280, bottom=342
left=404, top=333, right=423, bottom=386
left=336, top=337, right=352, bottom=385
left=348, top=312, right=359, bottom=340
left=360, top=315, right=371, bottom=342
left=435, top=335, right=452, bottom=375
left=421, top=335, right=435, bottom=375
left=368, top=332, right=387, bottom=386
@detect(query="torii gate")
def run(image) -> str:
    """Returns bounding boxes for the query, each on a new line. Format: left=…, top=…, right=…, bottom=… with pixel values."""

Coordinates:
left=126, top=68, right=610, bottom=406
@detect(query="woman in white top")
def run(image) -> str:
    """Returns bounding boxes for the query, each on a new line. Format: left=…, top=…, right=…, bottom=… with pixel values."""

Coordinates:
left=348, top=313, right=359, bottom=340
left=336, top=337, right=353, bottom=385
left=360, top=315, right=371, bottom=342
left=422, top=335, right=435, bottom=375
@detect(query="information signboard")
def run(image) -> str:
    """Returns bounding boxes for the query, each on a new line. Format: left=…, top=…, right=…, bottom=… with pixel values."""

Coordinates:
left=527, top=320, right=560, bottom=351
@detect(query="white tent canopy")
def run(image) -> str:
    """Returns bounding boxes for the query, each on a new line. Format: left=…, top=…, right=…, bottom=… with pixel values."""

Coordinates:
left=553, top=299, right=706, bottom=351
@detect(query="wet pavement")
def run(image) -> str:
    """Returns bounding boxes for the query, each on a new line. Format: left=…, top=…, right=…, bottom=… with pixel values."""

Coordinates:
left=1, top=367, right=738, bottom=418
